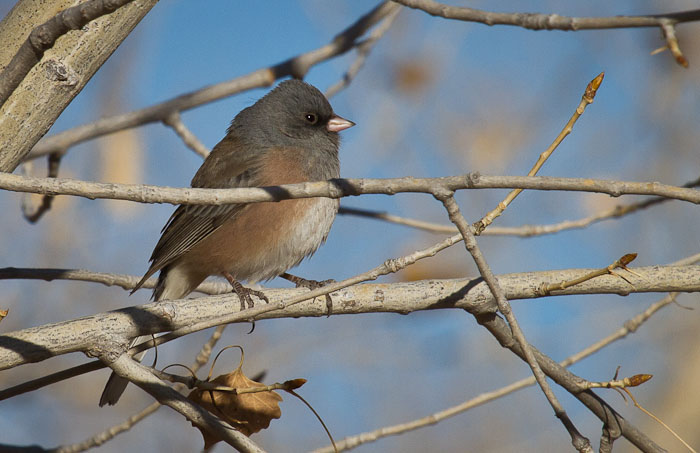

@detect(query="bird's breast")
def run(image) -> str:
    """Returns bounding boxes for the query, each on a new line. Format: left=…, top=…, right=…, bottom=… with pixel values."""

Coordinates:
left=182, top=193, right=338, bottom=282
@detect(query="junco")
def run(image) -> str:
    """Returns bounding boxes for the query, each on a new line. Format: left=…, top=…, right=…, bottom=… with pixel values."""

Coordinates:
left=99, top=79, right=354, bottom=406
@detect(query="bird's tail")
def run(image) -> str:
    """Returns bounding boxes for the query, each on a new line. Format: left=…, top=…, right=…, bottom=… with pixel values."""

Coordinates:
left=99, top=270, right=168, bottom=407
left=99, top=265, right=206, bottom=406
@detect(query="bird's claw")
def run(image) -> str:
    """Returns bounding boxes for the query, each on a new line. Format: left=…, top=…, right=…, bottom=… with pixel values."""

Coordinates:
left=281, top=273, right=336, bottom=316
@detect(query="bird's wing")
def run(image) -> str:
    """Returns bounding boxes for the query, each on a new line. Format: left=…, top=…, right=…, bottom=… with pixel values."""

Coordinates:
left=131, top=136, right=263, bottom=293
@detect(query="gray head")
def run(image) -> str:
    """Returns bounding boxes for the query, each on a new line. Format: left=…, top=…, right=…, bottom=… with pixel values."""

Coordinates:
left=228, top=79, right=354, bottom=151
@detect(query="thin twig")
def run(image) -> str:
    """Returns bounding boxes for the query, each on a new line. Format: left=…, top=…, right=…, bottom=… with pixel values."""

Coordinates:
left=621, top=388, right=697, bottom=453
left=584, top=373, right=653, bottom=390
left=475, top=73, right=604, bottom=233
left=392, top=0, right=700, bottom=30
left=53, top=402, right=161, bottom=453
left=162, top=112, right=210, bottom=159
left=540, top=253, right=639, bottom=295
left=325, top=6, right=402, bottom=98
left=0, top=267, right=230, bottom=295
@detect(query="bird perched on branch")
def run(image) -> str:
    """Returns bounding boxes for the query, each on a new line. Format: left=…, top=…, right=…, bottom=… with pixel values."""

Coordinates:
left=100, top=79, right=354, bottom=406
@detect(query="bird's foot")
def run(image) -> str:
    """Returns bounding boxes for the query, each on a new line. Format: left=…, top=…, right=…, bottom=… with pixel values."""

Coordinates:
left=223, top=272, right=269, bottom=311
left=280, top=273, right=335, bottom=316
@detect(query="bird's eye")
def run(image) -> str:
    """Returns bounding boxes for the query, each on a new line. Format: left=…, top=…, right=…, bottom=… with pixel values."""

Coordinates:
left=304, top=113, right=317, bottom=124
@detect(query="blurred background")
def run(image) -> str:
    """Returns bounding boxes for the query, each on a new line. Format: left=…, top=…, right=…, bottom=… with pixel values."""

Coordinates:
left=1, top=1, right=699, bottom=451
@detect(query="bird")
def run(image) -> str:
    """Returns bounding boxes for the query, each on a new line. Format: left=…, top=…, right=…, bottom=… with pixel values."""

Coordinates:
left=99, top=79, right=354, bottom=406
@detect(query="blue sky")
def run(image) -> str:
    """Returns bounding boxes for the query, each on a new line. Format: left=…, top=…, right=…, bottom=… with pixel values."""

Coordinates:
left=2, top=1, right=700, bottom=452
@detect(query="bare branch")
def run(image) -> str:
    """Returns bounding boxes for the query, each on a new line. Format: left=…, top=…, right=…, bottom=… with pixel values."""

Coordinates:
left=325, top=5, right=402, bottom=98
left=0, top=0, right=138, bottom=108
left=437, top=192, right=591, bottom=451
left=392, top=1, right=696, bottom=66
left=54, top=402, right=160, bottom=453
left=340, top=174, right=700, bottom=236
left=392, top=0, right=700, bottom=30
left=0, top=361, right=104, bottom=401
left=27, top=2, right=402, bottom=160
left=2, top=172, right=699, bottom=206
left=313, top=290, right=685, bottom=453
left=476, top=72, right=604, bottom=233
left=0, top=0, right=159, bottom=172
left=0, top=267, right=230, bottom=295
left=162, top=112, right=210, bottom=159
left=1, top=264, right=698, bottom=372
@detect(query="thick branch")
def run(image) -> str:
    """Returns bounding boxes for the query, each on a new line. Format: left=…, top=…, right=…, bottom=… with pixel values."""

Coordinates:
left=0, top=0, right=137, bottom=108
left=1, top=172, right=699, bottom=205
left=1, top=265, right=698, bottom=371
left=0, top=0, right=158, bottom=172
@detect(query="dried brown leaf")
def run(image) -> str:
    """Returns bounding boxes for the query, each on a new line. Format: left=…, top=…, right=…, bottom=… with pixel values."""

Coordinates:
left=188, top=367, right=282, bottom=448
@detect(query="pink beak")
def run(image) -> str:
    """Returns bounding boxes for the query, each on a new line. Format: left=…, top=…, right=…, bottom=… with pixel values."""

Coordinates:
left=327, top=115, right=355, bottom=132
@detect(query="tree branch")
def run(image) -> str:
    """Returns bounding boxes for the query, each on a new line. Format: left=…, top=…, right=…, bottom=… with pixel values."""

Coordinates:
left=27, top=2, right=402, bottom=161
left=54, top=402, right=160, bottom=453
left=162, top=112, right=210, bottom=159
left=313, top=291, right=684, bottom=452
left=471, top=309, right=665, bottom=452
left=0, top=0, right=137, bottom=108
left=51, top=325, right=228, bottom=452
left=340, top=173, right=700, bottom=236
left=0, top=0, right=159, bottom=172
left=0, top=267, right=230, bottom=295
left=1, top=172, right=699, bottom=206
left=1, top=265, right=697, bottom=371
left=392, top=0, right=700, bottom=30
left=437, top=192, right=591, bottom=451
left=325, top=4, right=401, bottom=98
